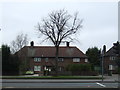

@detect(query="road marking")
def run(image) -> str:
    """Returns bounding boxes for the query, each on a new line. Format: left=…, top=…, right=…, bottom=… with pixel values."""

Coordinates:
left=96, top=82, right=106, bottom=87
left=87, top=86, right=90, bottom=87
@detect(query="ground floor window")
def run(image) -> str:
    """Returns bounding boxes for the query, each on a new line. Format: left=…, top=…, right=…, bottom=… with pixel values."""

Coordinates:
left=34, top=66, right=41, bottom=71
left=85, top=58, right=88, bottom=62
left=109, top=65, right=115, bottom=70
left=58, top=66, right=64, bottom=71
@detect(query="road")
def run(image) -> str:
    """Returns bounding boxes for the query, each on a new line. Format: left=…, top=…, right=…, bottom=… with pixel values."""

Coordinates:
left=1, top=79, right=118, bottom=89
left=2, top=82, right=118, bottom=88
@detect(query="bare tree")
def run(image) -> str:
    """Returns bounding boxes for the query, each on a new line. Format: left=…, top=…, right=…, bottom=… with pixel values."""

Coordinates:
left=10, top=33, right=29, bottom=54
left=37, top=9, right=83, bottom=76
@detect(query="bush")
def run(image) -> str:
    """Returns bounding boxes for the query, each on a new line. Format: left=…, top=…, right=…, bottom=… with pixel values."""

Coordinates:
left=108, top=71, right=112, bottom=76
left=66, top=64, right=94, bottom=75
left=67, top=64, right=92, bottom=72
left=117, top=68, right=120, bottom=74
left=25, top=71, right=34, bottom=75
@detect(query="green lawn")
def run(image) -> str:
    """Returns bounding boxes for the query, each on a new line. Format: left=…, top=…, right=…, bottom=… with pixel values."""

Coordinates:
left=1, top=76, right=103, bottom=79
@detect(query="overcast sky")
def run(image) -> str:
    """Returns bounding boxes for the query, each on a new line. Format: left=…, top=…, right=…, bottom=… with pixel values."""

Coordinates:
left=0, top=0, right=118, bottom=53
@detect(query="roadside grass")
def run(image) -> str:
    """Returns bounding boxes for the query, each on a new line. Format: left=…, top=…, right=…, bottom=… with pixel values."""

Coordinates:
left=1, top=75, right=103, bottom=79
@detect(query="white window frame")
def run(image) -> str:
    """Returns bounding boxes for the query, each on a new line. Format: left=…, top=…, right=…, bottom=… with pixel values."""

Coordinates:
left=110, top=56, right=116, bottom=60
left=58, top=58, right=64, bottom=62
left=85, top=59, right=88, bottom=62
left=73, top=58, right=80, bottom=62
left=34, top=66, right=41, bottom=71
left=109, top=65, right=115, bottom=70
left=34, top=58, right=41, bottom=62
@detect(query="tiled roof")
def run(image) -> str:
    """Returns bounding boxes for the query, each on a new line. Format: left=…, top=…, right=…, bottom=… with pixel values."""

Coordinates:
left=23, top=46, right=87, bottom=58
left=105, top=46, right=116, bottom=56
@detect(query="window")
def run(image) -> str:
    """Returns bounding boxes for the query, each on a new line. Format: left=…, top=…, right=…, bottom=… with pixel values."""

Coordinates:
left=109, top=65, right=112, bottom=70
left=45, top=58, right=48, bottom=62
left=85, top=59, right=88, bottom=62
left=58, top=58, right=64, bottom=62
left=110, top=56, right=116, bottom=60
left=34, top=66, right=41, bottom=71
left=58, top=66, right=63, bottom=71
left=109, top=65, right=115, bottom=70
left=34, top=58, right=41, bottom=62
left=73, top=58, right=80, bottom=62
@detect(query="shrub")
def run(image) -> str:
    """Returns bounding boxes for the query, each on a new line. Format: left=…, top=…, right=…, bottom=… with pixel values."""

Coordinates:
left=66, top=64, right=94, bottom=75
left=66, top=64, right=92, bottom=72
left=117, top=67, right=120, bottom=74
left=25, top=71, right=34, bottom=75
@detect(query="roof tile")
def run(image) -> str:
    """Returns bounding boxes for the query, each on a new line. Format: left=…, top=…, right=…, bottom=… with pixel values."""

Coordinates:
left=25, top=46, right=86, bottom=58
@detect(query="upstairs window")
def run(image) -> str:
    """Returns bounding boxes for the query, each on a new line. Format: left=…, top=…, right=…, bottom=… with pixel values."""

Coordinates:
left=34, top=58, right=41, bottom=62
left=110, top=56, right=116, bottom=60
left=58, top=58, right=64, bottom=62
left=73, top=58, right=80, bottom=62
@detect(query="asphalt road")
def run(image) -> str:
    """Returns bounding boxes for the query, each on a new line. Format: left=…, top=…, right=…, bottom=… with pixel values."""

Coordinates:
left=1, top=79, right=117, bottom=83
left=1, top=79, right=118, bottom=89
left=2, top=82, right=118, bottom=88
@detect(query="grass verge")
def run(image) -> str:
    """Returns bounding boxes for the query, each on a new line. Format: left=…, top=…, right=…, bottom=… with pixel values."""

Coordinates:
left=1, top=76, right=103, bottom=79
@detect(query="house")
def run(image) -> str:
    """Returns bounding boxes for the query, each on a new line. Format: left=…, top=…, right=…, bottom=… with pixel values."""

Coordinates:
left=104, top=46, right=118, bottom=74
left=16, top=42, right=88, bottom=75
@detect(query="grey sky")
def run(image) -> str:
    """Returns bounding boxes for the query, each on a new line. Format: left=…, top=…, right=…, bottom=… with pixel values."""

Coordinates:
left=0, top=0, right=118, bottom=53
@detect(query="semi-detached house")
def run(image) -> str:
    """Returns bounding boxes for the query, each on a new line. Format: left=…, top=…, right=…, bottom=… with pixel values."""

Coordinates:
left=104, top=46, right=118, bottom=74
left=15, top=42, right=88, bottom=75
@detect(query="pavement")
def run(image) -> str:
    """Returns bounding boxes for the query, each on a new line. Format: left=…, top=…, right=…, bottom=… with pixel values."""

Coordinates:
left=2, top=74, right=119, bottom=83
left=101, top=74, right=118, bottom=82
left=1, top=74, right=119, bottom=89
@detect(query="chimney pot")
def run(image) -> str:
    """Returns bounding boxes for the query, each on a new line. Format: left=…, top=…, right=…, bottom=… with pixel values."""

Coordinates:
left=30, top=41, right=34, bottom=46
left=66, top=42, right=69, bottom=47
left=103, top=45, right=106, bottom=54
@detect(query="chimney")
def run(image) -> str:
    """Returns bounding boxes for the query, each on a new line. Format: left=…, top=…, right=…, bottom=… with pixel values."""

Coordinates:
left=66, top=42, right=70, bottom=47
left=103, top=45, right=106, bottom=54
left=30, top=41, right=34, bottom=46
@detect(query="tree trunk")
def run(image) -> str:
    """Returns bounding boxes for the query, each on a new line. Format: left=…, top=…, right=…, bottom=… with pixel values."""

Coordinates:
left=55, top=46, right=59, bottom=76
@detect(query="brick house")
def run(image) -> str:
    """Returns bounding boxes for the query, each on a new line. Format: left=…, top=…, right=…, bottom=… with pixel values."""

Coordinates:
left=16, top=42, right=88, bottom=75
left=104, top=46, right=118, bottom=74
